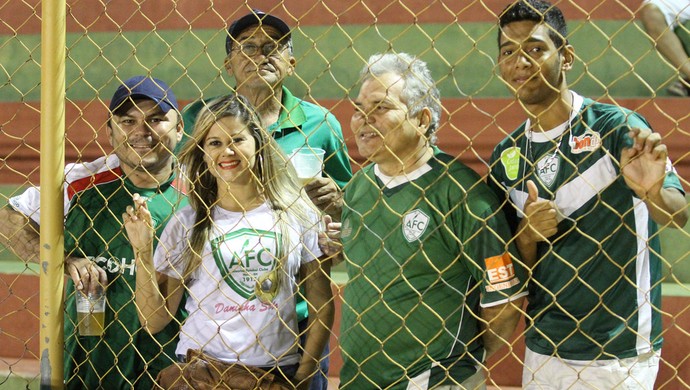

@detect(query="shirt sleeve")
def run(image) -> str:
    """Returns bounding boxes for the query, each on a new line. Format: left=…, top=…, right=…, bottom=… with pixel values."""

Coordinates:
left=300, top=210, right=324, bottom=265
left=663, top=168, right=685, bottom=194
left=460, top=189, right=528, bottom=308
left=487, top=146, right=521, bottom=234
left=8, top=186, right=42, bottom=224
left=153, top=212, right=190, bottom=280
left=8, top=162, right=92, bottom=225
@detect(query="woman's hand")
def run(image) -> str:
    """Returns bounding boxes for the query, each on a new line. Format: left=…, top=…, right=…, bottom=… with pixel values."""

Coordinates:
left=122, top=193, right=154, bottom=255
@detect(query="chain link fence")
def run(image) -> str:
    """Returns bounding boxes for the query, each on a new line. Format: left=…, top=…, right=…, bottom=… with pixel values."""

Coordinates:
left=1, top=0, right=689, bottom=388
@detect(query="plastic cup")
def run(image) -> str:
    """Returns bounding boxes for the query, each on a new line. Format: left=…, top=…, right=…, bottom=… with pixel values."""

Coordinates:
left=291, top=147, right=325, bottom=185
left=76, top=290, right=106, bottom=336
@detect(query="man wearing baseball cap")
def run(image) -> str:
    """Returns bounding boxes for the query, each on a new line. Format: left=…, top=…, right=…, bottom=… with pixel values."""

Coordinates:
left=182, top=12, right=352, bottom=388
left=182, top=9, right=352, bottom=220
left=0, top=76, right=187, bottom=388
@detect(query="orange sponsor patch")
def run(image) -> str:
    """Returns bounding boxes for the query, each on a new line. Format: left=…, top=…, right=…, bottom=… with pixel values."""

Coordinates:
left=485, top=252, right=515, bottom=284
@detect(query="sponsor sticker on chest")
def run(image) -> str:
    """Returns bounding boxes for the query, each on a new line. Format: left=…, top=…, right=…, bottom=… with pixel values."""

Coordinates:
left=569, top=129, right=602, bottom=154
left=500, top=147, right=521, bottom=181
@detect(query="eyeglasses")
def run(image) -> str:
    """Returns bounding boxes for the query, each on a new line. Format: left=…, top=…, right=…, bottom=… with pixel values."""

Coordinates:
left=232, top=41, right=287, bottom=57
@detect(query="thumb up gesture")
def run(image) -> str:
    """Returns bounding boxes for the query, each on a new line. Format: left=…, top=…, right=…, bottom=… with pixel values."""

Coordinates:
left=520, top=180, right=559, bottom=243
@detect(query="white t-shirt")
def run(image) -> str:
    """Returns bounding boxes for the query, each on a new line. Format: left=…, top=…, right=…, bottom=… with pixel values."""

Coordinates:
left=154, top=202, right=323, bottom=366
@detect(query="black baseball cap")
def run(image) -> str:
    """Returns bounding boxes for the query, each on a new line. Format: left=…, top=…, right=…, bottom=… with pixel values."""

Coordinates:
left=109, top=76, right=179, bottom=114
left=225, top=10, right=291, bottom=54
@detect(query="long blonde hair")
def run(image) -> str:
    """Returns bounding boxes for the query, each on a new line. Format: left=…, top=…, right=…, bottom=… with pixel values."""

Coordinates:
left=177, top=94, right=318, bottom=278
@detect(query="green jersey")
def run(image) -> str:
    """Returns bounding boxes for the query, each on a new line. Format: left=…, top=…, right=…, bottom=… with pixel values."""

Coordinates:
left=489, top=93, right=684, bottom=360
left=62, top=156, right=187, bottom=389
left=339, top=149, right=528, bottom=389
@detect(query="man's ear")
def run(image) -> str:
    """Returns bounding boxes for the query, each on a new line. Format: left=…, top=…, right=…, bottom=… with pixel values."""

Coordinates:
left=561, top=44, right=575, bottom=71
left=286, top=56, right=296, bottom=77
left=418, top=107, right=432, bottom=133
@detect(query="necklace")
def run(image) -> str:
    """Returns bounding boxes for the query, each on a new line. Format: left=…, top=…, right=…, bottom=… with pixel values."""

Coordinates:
left=525, top=121, right=568, bottom=166
left=522, top=92, right=576, bottom=190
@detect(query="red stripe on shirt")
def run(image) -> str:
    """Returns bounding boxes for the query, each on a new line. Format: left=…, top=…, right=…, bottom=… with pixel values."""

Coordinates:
left=67, top=167, right=122, bottom=201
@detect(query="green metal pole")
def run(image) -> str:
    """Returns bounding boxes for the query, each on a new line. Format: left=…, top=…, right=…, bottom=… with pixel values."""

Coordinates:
left=40, top=0, right=66, bottom=388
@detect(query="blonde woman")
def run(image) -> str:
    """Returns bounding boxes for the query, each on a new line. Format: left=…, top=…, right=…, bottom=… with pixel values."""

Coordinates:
left=124, top=94, right=334, bottom=389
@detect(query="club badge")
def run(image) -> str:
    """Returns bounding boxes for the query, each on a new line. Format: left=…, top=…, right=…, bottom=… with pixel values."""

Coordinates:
left=536, top=154, right=560, bottom=188
left=402, top=209, right=429, bottom=242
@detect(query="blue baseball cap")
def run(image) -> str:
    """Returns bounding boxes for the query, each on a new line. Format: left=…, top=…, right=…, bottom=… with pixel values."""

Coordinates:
left=109, top=76, right=179, bottom=114
left=226, top=10, right=291, bottom=55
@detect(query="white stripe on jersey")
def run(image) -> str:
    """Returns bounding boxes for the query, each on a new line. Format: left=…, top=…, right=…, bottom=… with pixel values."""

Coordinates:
left=509, top=154, right=618, bottom=220
left=633, top=196, right=654, bottom=355
left=554, top=154, right=617, bottom=219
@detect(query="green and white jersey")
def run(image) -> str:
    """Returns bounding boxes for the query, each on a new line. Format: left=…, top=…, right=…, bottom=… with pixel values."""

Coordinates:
left=488, top=92, right=684, bottom=361
left=12, top=155, right=188, bottom=389
left=339, top=149, right=528, bottom=389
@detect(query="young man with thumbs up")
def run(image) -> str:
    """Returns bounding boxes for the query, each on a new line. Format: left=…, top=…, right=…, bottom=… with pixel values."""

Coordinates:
left=488, top=1, right=688, bottom=389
